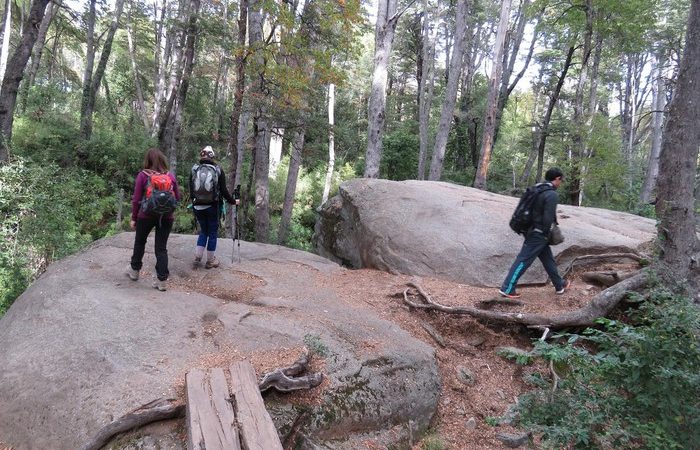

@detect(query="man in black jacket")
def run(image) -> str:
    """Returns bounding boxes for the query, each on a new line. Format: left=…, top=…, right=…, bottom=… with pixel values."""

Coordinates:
left=499, top=167, right=570, bottom=299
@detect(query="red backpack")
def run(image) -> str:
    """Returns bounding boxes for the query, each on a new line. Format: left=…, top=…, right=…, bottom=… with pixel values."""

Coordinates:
left=140, top=170, right=177, bottom=216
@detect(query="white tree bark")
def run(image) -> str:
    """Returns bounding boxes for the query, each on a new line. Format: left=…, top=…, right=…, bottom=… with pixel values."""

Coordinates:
left=322, top=83, right=335, bottom=205
left=427, top=0, right=470, bottom=181
left=127, top=1, right=149, bottom=130
left=364, top=0, right=399, bottom=178
left=473, top=0, right=512, bottom=189
left=0, top=0, right=12, bottom=85
left=640, top=53, right=666, bottom=204
left=417, top=0, right=436, bottom=180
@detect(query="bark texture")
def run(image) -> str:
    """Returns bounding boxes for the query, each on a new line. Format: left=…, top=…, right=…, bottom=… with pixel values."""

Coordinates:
left=0, top=0, right=50, bottom=161
left=654, top=0, right=700, bottom=282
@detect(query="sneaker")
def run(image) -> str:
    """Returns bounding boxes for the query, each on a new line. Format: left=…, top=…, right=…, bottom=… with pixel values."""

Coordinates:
left=126, top=266, right=139, bottom=281
left=205, top=256, right=220, bottom=269
left=498, top=289, right=522, bottom=299
left=152, top=279, right=167, bottom=291
left=556, top=279, right=571, bottom=295
left=192, top=256, right=202, bottom=269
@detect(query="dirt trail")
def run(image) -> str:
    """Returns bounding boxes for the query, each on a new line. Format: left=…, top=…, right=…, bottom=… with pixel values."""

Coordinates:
left=315, top=263, right=619, bottom=449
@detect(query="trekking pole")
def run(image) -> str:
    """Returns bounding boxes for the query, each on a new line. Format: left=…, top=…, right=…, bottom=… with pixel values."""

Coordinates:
left=234, top=185, right=241, bottom=263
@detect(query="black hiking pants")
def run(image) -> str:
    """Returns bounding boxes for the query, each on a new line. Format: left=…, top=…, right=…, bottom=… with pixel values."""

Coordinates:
left=500, top=230, right=564, bottom=294
left=130, top=216, right=173, bottom=281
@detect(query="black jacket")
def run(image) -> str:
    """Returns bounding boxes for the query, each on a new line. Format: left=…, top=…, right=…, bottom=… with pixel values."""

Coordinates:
left=531, top=182, right=558, bottom=236
left=189, top=159, right=236, bottom=206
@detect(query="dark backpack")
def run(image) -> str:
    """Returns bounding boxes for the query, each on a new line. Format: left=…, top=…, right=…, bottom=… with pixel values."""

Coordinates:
left=509, top=184, right=552, bottom=234
left=140, top=170, right=177, bottom=216
left=191, top=163, right=220, bottom=204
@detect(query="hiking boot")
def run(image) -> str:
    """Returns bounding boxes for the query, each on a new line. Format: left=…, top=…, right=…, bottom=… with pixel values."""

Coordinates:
left=192, top=256, right=202, bottom=269
left=126, top=266, right=139, bottom=281
left=205, top=256, right=220, bottom=269
left=556, top=279, right=571, bottom=295
left=152, top=279, right=167, bottom=291
left=498, top=289, right=522, bottom=299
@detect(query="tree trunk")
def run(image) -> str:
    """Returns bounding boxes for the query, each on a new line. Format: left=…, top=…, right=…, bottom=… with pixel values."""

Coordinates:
left=472, top=0, right=512, bottom=189
left=640, top=52, right=666, bottom=204
left=78, top=0, right=97, bottom=143
left=427, top=0, right=469, bottom=181
left=127, top=1, right=149, bottom=130
left=0, top=0, right=51, bottom=161
left=278, top=129, right=304, bottom=245
left=81, top=0, right=126, bottom=141
left=151, top=0, right=170, bottom=137
left=19, top=0, right=58, bottom=113
left=492, top=0, right=538, bottom=147
left=321, top=83, right=335, bottom=205
left=533, top=45, right=575, bottom=182
left=654, top=0, right=700, bottom=282
left=0, top=0, right=13, bottom=85
left=159, top=0, right=200, bottom=172
left=416, top=0, right=436, bottom=180
left=226, top=0, right=248, bottom=195
left=249, top=0, right=270, bottom=242
left=364, top=0, right=399, bottom=178
left=567, top=0, right=593, bottom=206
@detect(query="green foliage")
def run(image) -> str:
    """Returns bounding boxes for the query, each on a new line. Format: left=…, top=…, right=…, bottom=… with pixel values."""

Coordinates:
left=419, top=433, right=446, bottom=450
left=303, top=333, right=329, bottom=357
left=0, top=158, right=116, bottom=313
left=380, top=124, right=419, bottom=180
left=517, top=286, right=700, bottom=449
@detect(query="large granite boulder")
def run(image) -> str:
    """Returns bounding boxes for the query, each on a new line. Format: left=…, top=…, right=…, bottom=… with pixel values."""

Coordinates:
left=314, top=179, right=656, bottom=287
left=0, top=233, right=440, bottom=449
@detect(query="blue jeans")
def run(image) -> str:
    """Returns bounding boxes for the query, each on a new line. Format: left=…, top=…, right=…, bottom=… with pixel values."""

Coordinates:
left=194, top=206, right=219, bottom=251
left=500, top=231, right=564, bottom=294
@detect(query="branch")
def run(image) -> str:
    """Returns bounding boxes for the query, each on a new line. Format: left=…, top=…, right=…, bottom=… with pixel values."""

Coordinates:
left=401, top=272, right=649, bottom=329
left=259, top=350, right=324, bottom=392
left=80, top=398, right=185, bottom=450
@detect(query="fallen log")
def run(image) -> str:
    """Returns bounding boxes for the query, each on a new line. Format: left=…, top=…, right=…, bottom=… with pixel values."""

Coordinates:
left=80, top=398, right=185, bottom=450
left=402, top=272, right=649, bottom=329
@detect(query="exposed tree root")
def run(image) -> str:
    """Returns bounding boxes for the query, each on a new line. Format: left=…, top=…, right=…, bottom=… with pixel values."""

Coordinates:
left=80, top=398, right=185, bottom=450
left=259, top=350, right=324, bottom=392
left=581, top=270, right=637, bottom=287
left=559, top=252, right=645, bottom=278
left=402, top=272, right=649, bottom=329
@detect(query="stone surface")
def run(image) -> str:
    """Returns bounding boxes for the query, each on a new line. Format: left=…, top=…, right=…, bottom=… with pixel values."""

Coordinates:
left=314, top=179, right=656, bottom=286
left=0, top=233, right=440, bottom=450
left=496, top=431, right=531, bottom=448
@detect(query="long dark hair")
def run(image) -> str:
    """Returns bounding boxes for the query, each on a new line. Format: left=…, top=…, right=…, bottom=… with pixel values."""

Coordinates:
left=143, top=148, right=169, bottom=172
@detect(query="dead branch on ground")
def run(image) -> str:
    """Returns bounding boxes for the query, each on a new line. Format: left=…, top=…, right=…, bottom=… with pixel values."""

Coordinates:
left=80, top=398, right=185, bottom=450
left=401, top=272, right=649, bottom=329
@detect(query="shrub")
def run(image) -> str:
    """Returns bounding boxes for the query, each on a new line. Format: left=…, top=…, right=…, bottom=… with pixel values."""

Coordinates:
left=0, top=158, right=115, bottom=315
left=517, top=286, right=700, bottom=449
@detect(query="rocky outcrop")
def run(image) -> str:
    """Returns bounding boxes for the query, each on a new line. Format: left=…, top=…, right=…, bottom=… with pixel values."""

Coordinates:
left=314, top=179, right=656, bottom=287
left=0, top=233, right=439, bottom=449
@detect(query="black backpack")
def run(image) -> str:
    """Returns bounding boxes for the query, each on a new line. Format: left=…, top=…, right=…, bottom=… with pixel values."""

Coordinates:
left=191, top=163, right=220, bottom=204
left=509, top=184, right=552, bottom=234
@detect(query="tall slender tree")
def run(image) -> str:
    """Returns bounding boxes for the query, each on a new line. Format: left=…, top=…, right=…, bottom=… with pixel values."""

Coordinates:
left=473, top=0, right=512, bottom=189
left=0, top=0, right=51, bottom=162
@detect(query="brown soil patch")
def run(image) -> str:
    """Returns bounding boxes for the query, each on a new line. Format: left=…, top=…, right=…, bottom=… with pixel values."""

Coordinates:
left=310, top=264, right=616, bottom=450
